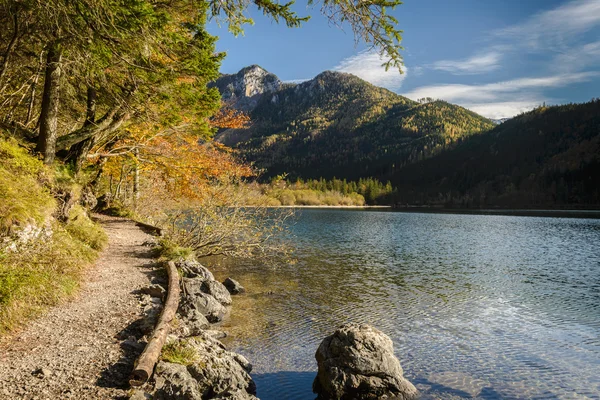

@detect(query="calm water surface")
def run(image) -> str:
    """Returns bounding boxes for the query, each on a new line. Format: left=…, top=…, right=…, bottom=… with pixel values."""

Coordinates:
left=210, top=210, right=600, bottom=399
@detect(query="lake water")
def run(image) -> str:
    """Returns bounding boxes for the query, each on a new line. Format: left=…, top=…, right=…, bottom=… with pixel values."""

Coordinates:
left=210, top=209, right=600, bottom=399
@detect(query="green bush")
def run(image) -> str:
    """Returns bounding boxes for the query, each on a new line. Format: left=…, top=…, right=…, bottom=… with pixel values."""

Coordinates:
left=154, top=238, right=194, bottom=261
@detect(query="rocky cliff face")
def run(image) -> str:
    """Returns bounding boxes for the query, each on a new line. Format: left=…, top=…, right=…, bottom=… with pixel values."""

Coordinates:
left=211, top=65, right=283, bottom=112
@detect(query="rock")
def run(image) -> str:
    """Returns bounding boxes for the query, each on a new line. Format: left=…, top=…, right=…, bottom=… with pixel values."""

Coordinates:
left=140, top=284, right=166, bottom=299
left=178, top=309, right=210, bottom=337
left=139, top=305, right=162, bottom=335
left=201, top=280, right=232, bottom=305
left=32, top=368, right=51, bottom=379
left=313, top=323, right=418, bottom=400
left=205, top=330, right=227, bottom=340
left=154, top=361, right=203, bottom=400
left=182, top=277, right=205, bottom=297
left=129, top=389, right=150, bottom=400
left=154, top=334, right=258, bottom=400
left=223, top=277, right=246, bottom=295
left=80, top=186, right=98, bottom=210
left=180, top=292, right=227, bottom=323
left=187, top=334, right=257, bottom=399
left=233, top=354, right=253, bottom=373
left=177, top=260, right=214, bottom=281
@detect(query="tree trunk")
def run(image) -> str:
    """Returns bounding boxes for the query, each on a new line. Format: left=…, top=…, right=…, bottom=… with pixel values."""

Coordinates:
left=25, top=50, right=45, bottom=127
left=67, top=87, right=96, bottom=172
left=36, top=42, right=62, bottom=165
left=0, top=7, right=19, bottom=87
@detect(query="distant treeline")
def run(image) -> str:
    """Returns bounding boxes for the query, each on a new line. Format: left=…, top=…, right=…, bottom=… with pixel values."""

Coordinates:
left=243, top=177, right=395, bottom=206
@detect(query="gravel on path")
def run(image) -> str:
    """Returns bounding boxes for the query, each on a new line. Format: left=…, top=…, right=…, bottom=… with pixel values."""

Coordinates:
left=0, top=215, right=159, bottom=399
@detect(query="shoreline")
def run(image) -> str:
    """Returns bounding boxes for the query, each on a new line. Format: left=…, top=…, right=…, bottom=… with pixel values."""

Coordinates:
left=271, top=205, right=391, bottom=209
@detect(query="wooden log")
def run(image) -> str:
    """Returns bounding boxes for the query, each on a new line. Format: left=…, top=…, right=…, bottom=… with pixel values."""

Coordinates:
left=129, top=260, right=180, bottom=386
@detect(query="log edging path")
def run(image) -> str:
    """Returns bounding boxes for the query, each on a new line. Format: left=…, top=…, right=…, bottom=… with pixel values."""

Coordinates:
left=0, top=214, right=159, bottom=399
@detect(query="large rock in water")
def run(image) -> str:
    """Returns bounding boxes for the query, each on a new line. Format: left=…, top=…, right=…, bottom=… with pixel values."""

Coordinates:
left=313, top=324, right=419, bottom=400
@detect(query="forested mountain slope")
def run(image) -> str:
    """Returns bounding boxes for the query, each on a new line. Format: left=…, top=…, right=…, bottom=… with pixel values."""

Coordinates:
left=389, top=99, right=600, bottom=208
left=215, top=67, right=494, bottom=180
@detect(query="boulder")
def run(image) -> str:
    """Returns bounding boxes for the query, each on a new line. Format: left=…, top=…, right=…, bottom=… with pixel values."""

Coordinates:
left=178, top=308, right=210, bottom=337
left=140, top=284, right=166, bottom=299
left=313, top=323, right=418, bottom=400
left=154, top=361, right=203, bottom=400
left=177, top=260, right=215, bottom=281
left=182, top=277, right=205, bottom=297
left=202, top=280, right=232, bottom=305
left=223, top=278, right=246, bottom=295
left=153, top=334, right=258, bottom=400
left=187, top=333, right=257, bottom=399
left=180, top=292, right=227, bottom=323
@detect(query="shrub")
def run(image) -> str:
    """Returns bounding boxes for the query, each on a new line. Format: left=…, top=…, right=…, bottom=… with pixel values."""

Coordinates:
left=65, top=206, right=108, bottom=250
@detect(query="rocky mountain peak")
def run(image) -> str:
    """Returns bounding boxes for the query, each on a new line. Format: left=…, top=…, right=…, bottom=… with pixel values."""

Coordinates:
left=211, top=65, right=283, bottom=111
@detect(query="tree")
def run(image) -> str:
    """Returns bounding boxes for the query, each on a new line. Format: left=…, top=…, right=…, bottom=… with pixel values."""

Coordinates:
left=0, top=0, right=404, bottom=167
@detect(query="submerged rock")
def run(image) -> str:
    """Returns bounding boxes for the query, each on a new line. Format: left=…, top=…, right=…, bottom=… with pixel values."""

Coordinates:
left=223, top=278, right=246, bottom=295
left=202, top=280, right=232, bottom=305
left=313, top=323, right=418, bottom=400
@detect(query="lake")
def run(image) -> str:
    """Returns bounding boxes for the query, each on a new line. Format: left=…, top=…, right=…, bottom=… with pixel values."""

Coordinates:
left=211, top=209, right=600, bottom=399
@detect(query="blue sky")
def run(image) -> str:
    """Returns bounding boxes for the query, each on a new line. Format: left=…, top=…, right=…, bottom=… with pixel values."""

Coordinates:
left=207, top=0, right=600, bottom=119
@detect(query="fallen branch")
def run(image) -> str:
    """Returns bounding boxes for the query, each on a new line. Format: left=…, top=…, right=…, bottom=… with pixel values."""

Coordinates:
left=129, top=260, right=180, bottom=386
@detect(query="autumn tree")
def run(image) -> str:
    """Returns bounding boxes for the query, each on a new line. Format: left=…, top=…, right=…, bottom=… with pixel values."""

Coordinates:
left=0, top=0, right=404, bottom=168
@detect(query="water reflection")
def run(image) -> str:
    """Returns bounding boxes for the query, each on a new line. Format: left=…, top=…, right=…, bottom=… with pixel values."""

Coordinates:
left=209, top=210, right=600, bottom=399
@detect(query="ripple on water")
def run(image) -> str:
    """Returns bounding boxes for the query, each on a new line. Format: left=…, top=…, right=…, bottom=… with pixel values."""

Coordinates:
left=211, top=210, right=600, bottom=400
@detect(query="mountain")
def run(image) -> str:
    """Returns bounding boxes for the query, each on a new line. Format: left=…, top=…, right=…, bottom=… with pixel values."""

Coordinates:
left=214, top=67, right=494, bottom=180
left=492, top=117, right=511, bottom=124
left=210, top=65, right=283, bottom=112
left=389, top=99, right=600, bottom=208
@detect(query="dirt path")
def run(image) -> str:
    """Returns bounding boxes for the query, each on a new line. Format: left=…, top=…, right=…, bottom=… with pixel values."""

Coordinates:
left=0, top=215, right=159, bottom=399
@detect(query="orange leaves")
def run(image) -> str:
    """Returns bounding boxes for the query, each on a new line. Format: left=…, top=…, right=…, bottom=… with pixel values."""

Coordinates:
left=209, top=104, right=250, bottom=129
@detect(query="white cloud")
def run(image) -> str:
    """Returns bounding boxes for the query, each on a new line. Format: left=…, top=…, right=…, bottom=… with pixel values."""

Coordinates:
left=403, top=71, right=599, bottom=118
left=404, top=72, right=598, bottom=102
left=429, top=51, right=502, bottom=75
left=462, top=101, right=544, bottom=120
left=555, top=41, right=600, bottom=72
left=333, top=50, right=408, bottom=90
left=494, top=0, right=600, bottom=49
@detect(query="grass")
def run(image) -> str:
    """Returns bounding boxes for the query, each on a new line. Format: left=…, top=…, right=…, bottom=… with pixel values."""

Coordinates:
left=0, top=137, right=55, bottom=234
left=0, top=135, right=107, bottom=336
left=161, top=339, right=198, bottom=366
left=0, top=222, right=100, bottom=335
left=65, top=206, right=108, bottom=250
left=153, top=238, right=194, bottom=261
